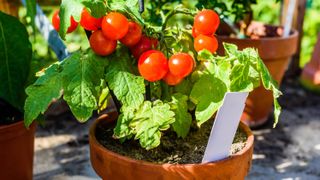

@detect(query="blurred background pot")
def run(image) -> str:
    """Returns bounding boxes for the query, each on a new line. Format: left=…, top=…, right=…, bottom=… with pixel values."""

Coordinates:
left=0, top=121, right=36, bottom=180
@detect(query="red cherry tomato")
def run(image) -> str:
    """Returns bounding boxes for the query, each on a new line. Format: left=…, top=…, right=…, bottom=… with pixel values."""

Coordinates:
left=194, top=9, right=220, bottom=36
left=138, top=50, right=168, bottom=82
left=89, top=30, right=117, bottom=56
left=130, top=35, right=158, bottom=59
left=192, top=27, right=200, bottom=38
left=194, top=34, right=218, bottom=53
left=163, top=72, right=183, bottom=86
left=102, top=12, right=129, bottom=40
left=80, top=8, right=103, bottom=31
left=120, top=22, right=143, bottom=47
left=168, top=53, right=194, bottom=78
left=52, top=10, right=78, bottom=33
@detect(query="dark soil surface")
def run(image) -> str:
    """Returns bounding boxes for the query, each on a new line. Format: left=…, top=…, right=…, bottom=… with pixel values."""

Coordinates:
left=96, top=118, right=247, bottom=164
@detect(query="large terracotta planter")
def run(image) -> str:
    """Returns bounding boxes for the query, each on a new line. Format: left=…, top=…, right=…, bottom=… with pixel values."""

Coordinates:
left=217, top=30, right=298, bottom=127
left=0, top=121, right=36, bottom=180
left=89, top=112, right=254, bottom=180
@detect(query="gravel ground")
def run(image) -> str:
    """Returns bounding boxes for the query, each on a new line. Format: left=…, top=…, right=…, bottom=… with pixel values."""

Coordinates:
left=33, top=79, right=320, bottom=180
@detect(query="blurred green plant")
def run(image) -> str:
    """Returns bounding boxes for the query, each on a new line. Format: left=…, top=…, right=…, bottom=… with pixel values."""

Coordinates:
left=300, top=0, right=320, bottom=67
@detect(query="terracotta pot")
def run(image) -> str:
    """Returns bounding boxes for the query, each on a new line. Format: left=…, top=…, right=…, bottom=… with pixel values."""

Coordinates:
left=0, top=121, right=36, bottom=180
left=217, top=30, right=298, bottom=127
left=89, top=112, right=254, bottom=180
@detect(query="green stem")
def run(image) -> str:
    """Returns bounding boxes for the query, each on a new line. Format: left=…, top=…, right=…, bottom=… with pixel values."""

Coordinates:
left=161, top=9, right=195, bottom=31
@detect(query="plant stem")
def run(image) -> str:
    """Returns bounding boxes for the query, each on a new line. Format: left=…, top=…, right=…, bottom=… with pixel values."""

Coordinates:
left=146, top=83, right=151, bottom=101
left=85, top=30, right=92, bottom=39
left=161, top=9, right=195, bottom=31
left=109, top=88, right=121, bottom=113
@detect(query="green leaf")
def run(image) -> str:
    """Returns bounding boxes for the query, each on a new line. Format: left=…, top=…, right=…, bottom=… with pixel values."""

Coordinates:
left=197, top=49, right=214, bottom=61
left=174, top=78, right=193, bottom=96
left=81, top=0, right=107, bottom=18
left=62, top=50, right=108, bottom=122
left=170, top=93, right=192, bottom=138
left=0, top=12, right=32, bottom=111
left=24, top=64, right=63, bottom=127
left=113, top=106, right=135, bottom=139
left=97, top=81, right=109, bottom=113
left=105, top=49, right=145, bottom=110
left=59, top=0, right=84, bottom=39
left=257, top=58, right=282, bottom=126
left=230, top=64, right=254, bottom=92
left=190, top=74, right=227, bottom=126
left=108, top=0, right=144, bottom=24
left=223, top=43, right=238, bottom=57
left=130, top=100, right=175, bottom=150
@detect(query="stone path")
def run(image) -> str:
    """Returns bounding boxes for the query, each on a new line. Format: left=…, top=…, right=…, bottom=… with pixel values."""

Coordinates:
left=33, top=79, right=320, bottom=180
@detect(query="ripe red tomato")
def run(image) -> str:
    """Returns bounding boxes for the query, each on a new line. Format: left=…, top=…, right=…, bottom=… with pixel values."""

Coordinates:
left=120, top=22, right=142, bottom=47
left=80, top=8, right=103, bottom=31
left=138, top=50, right=168, bottom=82
left=52, top=10, right=78, bottom=33
left=130, top=36, right=158, bottom=59
left=192, top=27, right=200, bottom=38
left=89, top=30, right=117, bottom=56
left=194, top=34, right=218, bottom=53
left=168, top=53, right=194, bottom=78
left=163, top=72, right=183, bottom=86
left=102, top=12, right=129, bottom=40
left=194, top=9, right=220, bottom=36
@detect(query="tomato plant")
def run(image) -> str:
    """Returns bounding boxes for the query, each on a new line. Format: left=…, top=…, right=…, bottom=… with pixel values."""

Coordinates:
left=25, top=0, right=282, bottom=150
left=52, top=10, right=78, bottom=33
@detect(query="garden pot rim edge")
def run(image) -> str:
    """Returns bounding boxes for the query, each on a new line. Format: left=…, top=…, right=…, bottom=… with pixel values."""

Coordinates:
left=217, top=29, right=298, bottom=42
left=89, top=112, right=254, bottom=168
left=0, top=119, right=34, bottom=130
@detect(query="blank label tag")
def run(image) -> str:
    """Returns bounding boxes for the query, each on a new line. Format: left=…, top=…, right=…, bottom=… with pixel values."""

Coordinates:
left=202, top=92, right=248, bottom=163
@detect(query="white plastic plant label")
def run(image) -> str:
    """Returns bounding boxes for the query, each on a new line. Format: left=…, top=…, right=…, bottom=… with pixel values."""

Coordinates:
left=202, top=92, right=249, bottom=163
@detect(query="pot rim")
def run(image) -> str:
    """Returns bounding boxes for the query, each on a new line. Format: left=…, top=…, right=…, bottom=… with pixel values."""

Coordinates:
left=217, top=29, right=298, bottom=41
left=89, top=112, right=254, bottom=168
left=0, top=119, right=25, bottom=130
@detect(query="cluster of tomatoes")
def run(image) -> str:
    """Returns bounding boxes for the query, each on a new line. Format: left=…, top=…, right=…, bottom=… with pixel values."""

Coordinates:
left=138, top=9, right=220, bottom=85
left=192, top=9, right=220, bottom=53
left=52, top=9, right=153, bottom=57
left=52, top=9, right=220, bottom=86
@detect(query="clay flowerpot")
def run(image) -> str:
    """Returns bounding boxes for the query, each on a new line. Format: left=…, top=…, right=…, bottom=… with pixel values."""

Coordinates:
left=89, top=112, right=254, bottom=180
left=0, top=121, right=36, bottom=180
left=217, top=30, right=298, bottom=127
